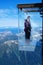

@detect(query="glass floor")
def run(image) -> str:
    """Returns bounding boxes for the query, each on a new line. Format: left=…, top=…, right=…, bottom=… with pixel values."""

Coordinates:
left=18, top=30, right=42, bottom=51
left=18, top=34, right=42, bottom=65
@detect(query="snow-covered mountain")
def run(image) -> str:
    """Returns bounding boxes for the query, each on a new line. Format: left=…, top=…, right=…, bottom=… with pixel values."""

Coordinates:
left=0, top=27, right=42, bottom=65
left=0, top=30, right=20, bottom=65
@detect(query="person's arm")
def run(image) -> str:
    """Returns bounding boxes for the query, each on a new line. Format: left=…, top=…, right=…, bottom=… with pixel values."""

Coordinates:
left=24, top=22, right=26, bottom=31
left=30, top=23, right=32, bottom=29
left=28, top=21, right=31, bottom=28
left=24, top=22, right=26, bottom=27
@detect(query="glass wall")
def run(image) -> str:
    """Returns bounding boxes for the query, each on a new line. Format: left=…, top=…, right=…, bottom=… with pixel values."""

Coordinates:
left=18, top=8, right=42, bottom=65
left=18, top=9, right=42, bottom=51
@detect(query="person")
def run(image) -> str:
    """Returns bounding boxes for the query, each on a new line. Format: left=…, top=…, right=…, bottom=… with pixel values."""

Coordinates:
left=24, top=16, right=31, bottom=39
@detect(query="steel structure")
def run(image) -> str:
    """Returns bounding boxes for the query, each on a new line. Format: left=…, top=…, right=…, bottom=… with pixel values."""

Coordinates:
left=17, top=3, right=43, bottom=16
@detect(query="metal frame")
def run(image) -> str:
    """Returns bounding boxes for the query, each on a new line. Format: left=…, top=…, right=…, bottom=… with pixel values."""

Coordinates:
left=17, top=3, right=43, bottom=9
left=17, top=3, right=43, bottom=16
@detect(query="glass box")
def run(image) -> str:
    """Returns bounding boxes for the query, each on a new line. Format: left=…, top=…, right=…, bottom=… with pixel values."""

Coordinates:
left=18, top=9, right=42, bottom=51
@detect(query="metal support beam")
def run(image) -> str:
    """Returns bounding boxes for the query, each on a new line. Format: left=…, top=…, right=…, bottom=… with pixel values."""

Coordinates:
left=17, top=3, right=43, bottom=9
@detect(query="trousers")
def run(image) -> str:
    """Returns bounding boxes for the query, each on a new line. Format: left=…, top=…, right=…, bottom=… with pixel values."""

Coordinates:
left=25, top=27, right=31, bottom=39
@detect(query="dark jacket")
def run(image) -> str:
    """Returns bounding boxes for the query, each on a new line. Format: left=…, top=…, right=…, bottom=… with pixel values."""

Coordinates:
left=24, top=20, right=31, bottom=32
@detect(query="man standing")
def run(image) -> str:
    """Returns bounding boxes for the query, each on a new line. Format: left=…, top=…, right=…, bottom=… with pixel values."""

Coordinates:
left=24, top=16, right=31, bottom=39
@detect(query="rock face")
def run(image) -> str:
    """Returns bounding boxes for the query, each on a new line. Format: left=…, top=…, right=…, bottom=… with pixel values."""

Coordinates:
left=0, top=31, right=20, bottom=65
left=0, top=40, right=42, bottom=65
left=0, top=42, right=20, bottom=65
left=0, top=28, right=42, bottom=65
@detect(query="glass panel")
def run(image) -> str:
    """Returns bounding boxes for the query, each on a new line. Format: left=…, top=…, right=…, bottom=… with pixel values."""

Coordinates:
left=18, top=9, right=42, bottom=65
left=18, top=9, right=42, bottom=51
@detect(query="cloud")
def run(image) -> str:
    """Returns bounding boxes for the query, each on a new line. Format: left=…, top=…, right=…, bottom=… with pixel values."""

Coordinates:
left=24, top=12, right=40, bottom=19
left=0, top=18, right=18, bottom=27
left=0, top=9, right=18, bottom=18
left=0, top=9, right=8, bottom=17
left=31, top=19, right=42, bottom=29
left=31, top=22, right=38, bottom=28
left=0, top=8, right=18, bottom=27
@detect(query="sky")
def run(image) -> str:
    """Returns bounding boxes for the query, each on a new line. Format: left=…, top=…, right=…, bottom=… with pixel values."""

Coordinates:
left=0, top=0, right=42, bottom=28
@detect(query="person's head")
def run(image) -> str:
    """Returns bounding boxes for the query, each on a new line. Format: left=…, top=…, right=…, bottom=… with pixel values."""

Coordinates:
left=27, top=16, right=30, bottom=22
left=25, top=19, right=27, bottom=22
